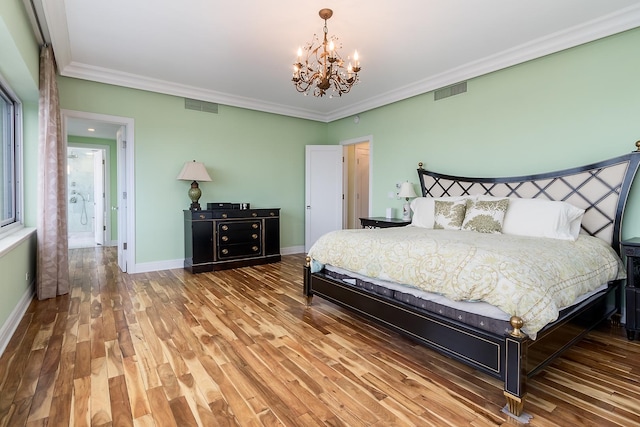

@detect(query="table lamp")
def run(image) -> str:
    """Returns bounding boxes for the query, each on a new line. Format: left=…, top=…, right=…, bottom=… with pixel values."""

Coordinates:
left=177, top=160, right=212, bottom=210
left=398, top=181, right=418, bottom=221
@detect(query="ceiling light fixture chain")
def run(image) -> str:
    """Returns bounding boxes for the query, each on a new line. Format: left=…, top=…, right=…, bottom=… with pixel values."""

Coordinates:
left=292, top=8, right=361, bottom=98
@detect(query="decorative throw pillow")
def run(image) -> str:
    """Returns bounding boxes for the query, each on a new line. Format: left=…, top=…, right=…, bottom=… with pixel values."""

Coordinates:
left=412, top=196, right=474, bottom=229
left=433, top=199, right=467, bottom=230
left=461, top=198, right=509, bottom=233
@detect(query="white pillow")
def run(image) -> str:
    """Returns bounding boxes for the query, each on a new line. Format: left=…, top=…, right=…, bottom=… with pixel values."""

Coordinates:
left=410, top=196, right=475, bottom=229
left=500, top=198, right=585, bottom=240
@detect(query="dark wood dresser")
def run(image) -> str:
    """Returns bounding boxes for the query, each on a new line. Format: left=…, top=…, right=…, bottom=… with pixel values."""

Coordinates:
left=184, top=208, right=280, bottom=273
left=623, top=238, right=640, bottom=340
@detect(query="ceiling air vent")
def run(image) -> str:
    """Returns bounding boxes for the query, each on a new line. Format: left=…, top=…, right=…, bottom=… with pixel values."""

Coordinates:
left=434, top=81, right=467, bottom=101
left=185, top=98, right=219, bottom=114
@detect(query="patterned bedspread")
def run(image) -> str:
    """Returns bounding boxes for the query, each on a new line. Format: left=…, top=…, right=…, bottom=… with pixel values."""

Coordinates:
left=307, top=227, right=625, bottom=338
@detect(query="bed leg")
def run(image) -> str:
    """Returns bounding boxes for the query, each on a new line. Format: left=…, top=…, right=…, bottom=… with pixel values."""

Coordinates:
left=503, top=391, right=525, bottom=417
left=611, top=281, right=623, bottom=327
left=611, top=312, right=622, bottom=327
left=502, top=316, right=532, bottom=423
left=303, top=257, right=313, bottom=306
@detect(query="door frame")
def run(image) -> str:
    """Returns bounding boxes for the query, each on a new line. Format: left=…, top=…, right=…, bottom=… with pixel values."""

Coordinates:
left=62, top=109, right=135, bottom=272
left=341, top=135, right=373, bottom=226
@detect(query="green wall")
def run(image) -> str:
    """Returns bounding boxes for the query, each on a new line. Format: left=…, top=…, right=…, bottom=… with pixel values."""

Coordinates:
left=67, top=135, right=118, bottom=242
left=328, top=27, right=640, bottom=240
left=57, top=27, right=640, bottom=266
left=56, top=79, right=328, bottom=263
left=0, top=0, right=39, bottom=343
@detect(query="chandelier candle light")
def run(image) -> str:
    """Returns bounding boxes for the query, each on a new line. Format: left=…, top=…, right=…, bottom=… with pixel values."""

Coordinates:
left=292, top=8, right=361, bottom=97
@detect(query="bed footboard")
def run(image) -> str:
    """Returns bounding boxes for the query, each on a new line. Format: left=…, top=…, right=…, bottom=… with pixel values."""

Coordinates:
left=303, top=259, right=530, bottom=417
left=304, top=260, right=623, bottom=420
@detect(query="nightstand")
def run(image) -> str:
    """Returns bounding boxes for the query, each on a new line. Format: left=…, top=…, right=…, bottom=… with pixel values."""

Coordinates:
left=622, top=238, right=640, bottom=340
left=359, top=217, right=411, bottom=229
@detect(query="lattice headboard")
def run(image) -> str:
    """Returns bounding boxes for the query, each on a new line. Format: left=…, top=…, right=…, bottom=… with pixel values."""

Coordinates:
left=417, top=151, right=640, bottom=255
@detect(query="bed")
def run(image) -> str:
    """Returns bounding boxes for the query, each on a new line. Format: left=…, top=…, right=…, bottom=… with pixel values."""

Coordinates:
left=303, top=145, right=640, bottom=421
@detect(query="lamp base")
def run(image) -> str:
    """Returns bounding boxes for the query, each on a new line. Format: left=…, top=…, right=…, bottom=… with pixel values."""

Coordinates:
left=188, top=180, right=202, bottom=211
left=402, top=201, right=411, bottom=221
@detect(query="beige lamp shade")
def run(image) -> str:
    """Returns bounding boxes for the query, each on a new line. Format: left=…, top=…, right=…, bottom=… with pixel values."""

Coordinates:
left=398, top=182, right=418, bottom=199
left=177, top=160, right=212, bottom=211
left=176, top=161, right=212, bottom=182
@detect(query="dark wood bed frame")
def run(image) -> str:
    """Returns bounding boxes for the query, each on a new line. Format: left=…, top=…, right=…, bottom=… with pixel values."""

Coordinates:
left=303, top=145, right=640, bottom=420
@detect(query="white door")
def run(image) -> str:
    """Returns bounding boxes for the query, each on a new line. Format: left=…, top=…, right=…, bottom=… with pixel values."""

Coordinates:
left=305, top=145, right=343, bottom=252
left=116, top=126, right=127, bottom=272
left=93, top=149, right=105, bottom=245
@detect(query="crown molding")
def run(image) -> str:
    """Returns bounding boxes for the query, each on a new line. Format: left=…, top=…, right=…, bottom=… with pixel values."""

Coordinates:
left=60, top=62, right=327, bottom=121
left=325, top=4, right=640, bottom=122
left=42, top=1, right=640, bottom=123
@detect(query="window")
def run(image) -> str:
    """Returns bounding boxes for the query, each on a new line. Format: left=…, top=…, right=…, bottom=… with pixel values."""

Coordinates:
left=0, top=76, right=21, bottom=230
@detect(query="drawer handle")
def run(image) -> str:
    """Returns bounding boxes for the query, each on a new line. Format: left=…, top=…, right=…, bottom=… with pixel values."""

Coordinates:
left=222, top=225, right=229, bottom=231
left=252, top=223, right=258, bottom=229
left=221, top=249, right=229, bottom=255
left=199, top=214, right=206, bottom=219
left=252, top=212, right=258, bottom=217
left=222, top=213, right=228, bottom=218
left=270, top=212, right=275, bottom=216
left=252, top=234, right=258, bottom=239
left=221, top=236, right=229, bottom=242
left=252, top=246, right=259, bottom=252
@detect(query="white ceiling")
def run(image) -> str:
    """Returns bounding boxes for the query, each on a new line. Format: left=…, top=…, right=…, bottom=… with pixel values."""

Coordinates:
left=32, top=0, right=640, bottom=123
left=65, top=117, right=121, bottom=140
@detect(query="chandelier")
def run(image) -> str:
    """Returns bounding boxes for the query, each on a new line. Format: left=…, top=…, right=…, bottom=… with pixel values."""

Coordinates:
left=292, top=8, right=361, bottom=98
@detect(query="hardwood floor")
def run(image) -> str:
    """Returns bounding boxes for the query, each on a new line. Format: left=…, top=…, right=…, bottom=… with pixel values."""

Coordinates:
left=1, top=247, right=640, bottom=426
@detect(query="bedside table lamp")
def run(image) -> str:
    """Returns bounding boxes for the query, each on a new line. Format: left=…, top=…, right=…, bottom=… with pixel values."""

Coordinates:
left=177, top=160, right=212, bottom=211
left=398, top=181, right=418, bottom=221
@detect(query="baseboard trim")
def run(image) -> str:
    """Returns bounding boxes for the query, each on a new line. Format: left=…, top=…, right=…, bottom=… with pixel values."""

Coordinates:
left=0, top=284, right=34, bottom=356
left=131, top=258, right=184, bottom=274
left=281, top=245, right=304, bottom=255
left=130, top=245, right=305, bottom=273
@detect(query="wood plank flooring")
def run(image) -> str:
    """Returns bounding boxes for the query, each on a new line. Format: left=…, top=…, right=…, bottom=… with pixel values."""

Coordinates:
left=1, top=246, right=640, bottom=426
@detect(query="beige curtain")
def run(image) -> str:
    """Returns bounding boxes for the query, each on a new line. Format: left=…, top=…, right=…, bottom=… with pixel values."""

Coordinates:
left=36, top=45, right=70, bottom=300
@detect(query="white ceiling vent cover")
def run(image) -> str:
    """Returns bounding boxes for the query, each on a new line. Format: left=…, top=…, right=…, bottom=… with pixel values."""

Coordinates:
left=185, top=98, right=219, bottom=113
left=434, top=81, right=467, bottom=101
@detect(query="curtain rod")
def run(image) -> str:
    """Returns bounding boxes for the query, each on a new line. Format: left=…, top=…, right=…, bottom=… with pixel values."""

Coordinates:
left=26, top=0, right=47, bottom=46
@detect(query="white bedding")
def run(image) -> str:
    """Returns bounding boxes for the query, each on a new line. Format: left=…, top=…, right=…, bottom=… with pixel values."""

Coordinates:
left=308, top=226, right=625, bottom=338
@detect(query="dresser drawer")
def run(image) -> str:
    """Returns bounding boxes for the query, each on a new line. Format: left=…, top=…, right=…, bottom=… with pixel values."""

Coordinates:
left=209, top=208, right=279, bottom=219
left=217, top=220, right=261, bottom=236
left=252, top=209, right=279, bottom=218
left=218, top=243, right=262, bottom=259
left=217, top=228, right=260, bottom=245
left=190, top=211, right=214, bottom=220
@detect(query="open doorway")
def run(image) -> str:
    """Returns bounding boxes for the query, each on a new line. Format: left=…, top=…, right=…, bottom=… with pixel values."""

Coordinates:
left=66, top=145, right=109, bottom=248
left=342, top=137, right=371, bottom=229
